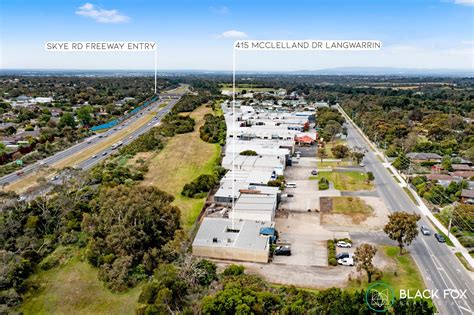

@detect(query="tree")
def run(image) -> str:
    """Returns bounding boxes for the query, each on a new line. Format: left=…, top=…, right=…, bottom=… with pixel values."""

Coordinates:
left=441, top=156, right=453, bottom=172
left=392, top=152, right=410, bottom=171
left=351, top=151, right=365, bottom=164
left=367, top=171, right=374, bottom=183
left=354, top=243, right=378, bottom=283
left=59, top=112, right=76, bottom=129
left=383, top=212, right=421, bottom=255
left=331, top=144, right=349, bottom=159
left=83, top=185, right=181, bottom=291
left=318, top=147, right=327, bottom=163
left=76, top=105, right=93, bottom=126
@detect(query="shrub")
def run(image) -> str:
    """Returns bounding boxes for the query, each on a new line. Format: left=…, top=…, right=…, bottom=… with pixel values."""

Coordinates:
left=222, top=264, right=245, bottom=276
left=318, top=177, right=329, bottom=190
left=181, top=174, right=217, bottom=198
left=327, top=240, right=337, bottom=266
left=328, top=258, right=337, bottom=266
left=240, top=150, right=258, bottom=156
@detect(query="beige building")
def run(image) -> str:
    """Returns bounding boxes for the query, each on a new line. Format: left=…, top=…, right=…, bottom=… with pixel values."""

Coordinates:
left=192, top=218, right=271, bottom=263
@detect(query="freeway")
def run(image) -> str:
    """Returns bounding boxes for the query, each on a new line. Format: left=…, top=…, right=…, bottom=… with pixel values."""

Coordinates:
left=341, top=108, right=474, bottom=314
left=0, top=97, right=179, bottom=191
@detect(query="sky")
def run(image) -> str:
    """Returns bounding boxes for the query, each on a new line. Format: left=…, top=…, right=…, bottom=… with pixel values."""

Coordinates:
left=0, top=0, right=473, bottom=71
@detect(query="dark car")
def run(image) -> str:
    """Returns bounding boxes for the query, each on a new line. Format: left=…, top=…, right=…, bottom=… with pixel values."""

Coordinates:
left=311, top=169, right=318, bottom=175
left=274, top=245, right=291, bottom=256
left=336, top=252, right=350, bottom=260
left=420, top=225, right=431, bottom=236
left=434, top=233, right=446, bottom=243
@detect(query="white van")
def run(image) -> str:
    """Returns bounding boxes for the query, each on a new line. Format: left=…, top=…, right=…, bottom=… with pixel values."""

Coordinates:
left=285, top=183, right=297, bottom=188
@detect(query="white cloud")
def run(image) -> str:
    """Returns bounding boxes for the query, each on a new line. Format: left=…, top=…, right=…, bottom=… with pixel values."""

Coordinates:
left=453, top=0, right=474, bottom=6
left=209, top=5, right=229, bottom=14
left=76, top=3, right=130, bottom=23
left=219, top=30, right=248, bottom=39
left=461, top=40, right=474, bottom=45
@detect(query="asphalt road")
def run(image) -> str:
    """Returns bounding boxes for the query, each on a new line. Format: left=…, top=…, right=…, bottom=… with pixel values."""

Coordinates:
left=0, top=97, right=179, bottom=189
left=343, top=116, right=474, bottom=314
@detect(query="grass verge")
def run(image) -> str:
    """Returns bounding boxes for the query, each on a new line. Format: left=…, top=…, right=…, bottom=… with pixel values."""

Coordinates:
left=403, top=187, right=419, bottom=205
left=455, top=252, right=474, bottom=271
left=429, top=216, right=455, bottom=247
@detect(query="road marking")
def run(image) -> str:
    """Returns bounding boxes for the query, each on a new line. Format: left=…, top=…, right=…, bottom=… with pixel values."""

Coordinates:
left=421, top=238, right=472, bottom=314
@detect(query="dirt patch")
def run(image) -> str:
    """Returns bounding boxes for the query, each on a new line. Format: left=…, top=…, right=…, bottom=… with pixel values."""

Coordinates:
left=321, top=196, right=389, bottom=231
left=320, top=197, right=332, bottom=212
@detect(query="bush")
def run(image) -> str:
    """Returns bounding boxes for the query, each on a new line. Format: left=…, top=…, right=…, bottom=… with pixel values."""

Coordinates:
left=240, top=150, right=258, bottom=156
left=181, top=174, right=217, bottom=198
left=318, top=177, right=329, bottom=190
left=222, top=264, right=245, bottom=276
left=331, top=144, right=350, bottom=158
left=327, top=240, right=337, bottom=266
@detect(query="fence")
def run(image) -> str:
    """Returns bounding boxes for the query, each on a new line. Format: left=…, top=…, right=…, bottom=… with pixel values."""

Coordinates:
left=90, top=96, right=159, bottom=131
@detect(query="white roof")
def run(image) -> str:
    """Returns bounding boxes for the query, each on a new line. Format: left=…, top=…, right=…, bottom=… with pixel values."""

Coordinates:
left=193, top=218, right=271, bottom=251
left=215, top=181, right=280, bottom=199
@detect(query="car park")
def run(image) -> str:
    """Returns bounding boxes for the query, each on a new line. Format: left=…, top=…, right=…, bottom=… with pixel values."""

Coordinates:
left=274, top=245, right=292, bottom=256
left=434, top=233, right=446, bottom=243
left=336, top=241, right=352, bottom=248
left=420, top=225, right=431, bottom=236
left=337, top=257, right=354, bottom=266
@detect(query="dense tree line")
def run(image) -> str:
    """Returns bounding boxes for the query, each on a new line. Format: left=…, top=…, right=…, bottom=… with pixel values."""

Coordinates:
left=137, top=262, right=435, bottom=314
left=199, top=113, right=226, bottom=144
left=83, top=185, right=181, bottom=291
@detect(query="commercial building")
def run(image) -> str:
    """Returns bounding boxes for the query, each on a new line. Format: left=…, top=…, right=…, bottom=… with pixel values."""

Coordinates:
left=214, top=181, right=280, bottom=205
left=192, top=218, right=272, bottom=263
left=232, top=194, right=277, bottom=222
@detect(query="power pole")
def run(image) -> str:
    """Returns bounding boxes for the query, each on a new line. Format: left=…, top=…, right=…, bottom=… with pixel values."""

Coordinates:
left=447, top=209, right=453, bottom=239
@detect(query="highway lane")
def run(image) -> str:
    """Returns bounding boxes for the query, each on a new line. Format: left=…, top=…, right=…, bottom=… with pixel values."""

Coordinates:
left=0, top=97, right=179, bottom=189
left=343, top=116, right=474, bottom=314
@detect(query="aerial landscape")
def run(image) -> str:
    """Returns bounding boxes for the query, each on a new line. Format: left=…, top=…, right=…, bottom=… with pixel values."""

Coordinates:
left=0, top=1, right=473, bottom=314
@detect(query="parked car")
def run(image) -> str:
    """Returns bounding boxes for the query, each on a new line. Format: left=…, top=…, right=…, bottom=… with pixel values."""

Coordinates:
left=336, top=241, right=352, bottom=248
left=274, top=245, right=291, bottom=256
left=359, top=162, right=365, bottom=167
left=420, top=225, right=431, bottom=236
left=285, top=183, right=297, bottom=188
left=16, top=171, right=24, bottom=176
left=311, top=169, right=318, bottom=175
left=286, top=194, right=294, bottom=198
left=337, top=257, right=354, bottom=266
left=336, top=252, right=351, bottom=260
left=434, top=233, right=446, bottom=243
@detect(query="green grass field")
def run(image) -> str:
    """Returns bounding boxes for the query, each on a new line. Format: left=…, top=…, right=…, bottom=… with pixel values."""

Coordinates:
left=141, top=105, right=221, bottom=229
left=21, top=249, right=142, bottom=315
left=316, top=160, right=353, bottom=168
left=348, top=246, right=426, bottom=299
left=310, top=171, right=374, bottom=191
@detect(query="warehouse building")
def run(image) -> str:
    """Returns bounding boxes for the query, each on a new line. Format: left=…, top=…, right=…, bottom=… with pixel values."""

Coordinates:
left=232, top=194, right=277, bottom=222
left=214, top=181, right=280, bottom=205
left=192, top=218, right=272, bottom=263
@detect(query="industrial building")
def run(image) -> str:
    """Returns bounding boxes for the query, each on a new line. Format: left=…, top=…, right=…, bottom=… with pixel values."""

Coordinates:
left=192, top=218, right=272, bottom=263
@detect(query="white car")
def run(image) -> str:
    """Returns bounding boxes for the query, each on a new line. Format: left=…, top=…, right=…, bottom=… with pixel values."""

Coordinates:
left=338, top=257, right=354, bottom=266
left=285, top=183, right=297, bottom=188
left=336, top=241, right=352, bottom=248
